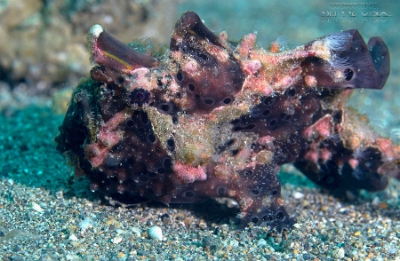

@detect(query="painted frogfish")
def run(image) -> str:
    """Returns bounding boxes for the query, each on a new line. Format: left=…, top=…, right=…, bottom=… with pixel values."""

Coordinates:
left=56, top=11, right=399, bottom=231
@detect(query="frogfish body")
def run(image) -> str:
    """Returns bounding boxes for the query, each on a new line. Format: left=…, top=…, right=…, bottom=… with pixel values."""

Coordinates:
left=56, top=11, right=398, bottom=231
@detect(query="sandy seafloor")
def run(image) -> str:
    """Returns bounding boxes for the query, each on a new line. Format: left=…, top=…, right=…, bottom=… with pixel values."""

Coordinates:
left=1, top=1, right=400, bottom=260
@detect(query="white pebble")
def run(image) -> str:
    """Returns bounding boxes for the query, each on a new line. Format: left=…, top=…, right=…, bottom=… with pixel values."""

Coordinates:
left=257, top=238, right=267, bottom=247
left=333, top=247, right=345, bottom=259
left=69, top=234, right=78, bottom=241
left=79, top=218, right=94, bottom=231
left=30, top=202, right=44, bottom=212
left=293, top=191, right=304, bottom=199
left=112, top=237, right=122, bottom=244
left=148, top=226, right=163, bottom=240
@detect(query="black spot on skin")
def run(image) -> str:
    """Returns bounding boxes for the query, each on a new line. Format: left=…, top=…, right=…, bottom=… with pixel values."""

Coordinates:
left=188, top=83, right=195, bottom=91
left=130, top=89, right=150, bottom=105
left=223, top=97, right=232, bottom=104
left=184, top=191, right=195, bottom=198
left=160, top=103, right=172, bottom=112
left=157, top=78, right=163, bottom=88
left=251, top=216, right=259, bottom=224
left=167, top=138, right=175, bottom=151
left=284, top=114, right=292, bottom=121
left=226, top=139, right=235, bottom=146
left=286, top=87, right=296, bottom=97
left=262, top=96, right=277, bottom=106
left=242, top=169, right=253, bottom=176
left=251, top=189, right=260, bottom=195
left=269, top=119, right=278, bottom=127
left=217, top=186, right=226, bottom=196
left=126, top=120, right=134, bottom=128
left=147, top=133, right=157, bottom=143
left=204, top=98, right=214, bottom=105
left=176, top=71, right=183, bottom=82
left=162, top=157, right=173, bottom=169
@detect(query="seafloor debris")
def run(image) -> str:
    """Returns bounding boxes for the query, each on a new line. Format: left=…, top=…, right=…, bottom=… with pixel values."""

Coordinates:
left=56, top=11, right=398, bottom=231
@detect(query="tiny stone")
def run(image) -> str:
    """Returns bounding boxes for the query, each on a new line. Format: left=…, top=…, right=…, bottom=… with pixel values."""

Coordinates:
left=293, top=191, right=304, bottom=199
left=112, top=237, right=122, bottom=244
left=333, top=247, right=345, bottom=259
left=257, top=238, right=267, bottom=247
left=69, top=234, right=78, bottom=241
left=30, top=202, right=44, bottom=212
left=79, top=218, right=94, bottom=231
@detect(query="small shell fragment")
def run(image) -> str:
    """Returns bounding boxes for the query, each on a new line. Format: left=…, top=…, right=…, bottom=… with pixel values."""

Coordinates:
left=148, top=226, right=163, bottom=241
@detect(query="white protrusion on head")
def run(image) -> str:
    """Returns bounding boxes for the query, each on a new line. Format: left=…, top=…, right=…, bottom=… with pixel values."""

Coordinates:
left=87, top=24, right=104, bottom=63
left=89, top=24, right=104, bottom=38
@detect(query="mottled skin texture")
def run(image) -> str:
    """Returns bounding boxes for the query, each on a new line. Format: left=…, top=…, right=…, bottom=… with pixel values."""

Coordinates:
left=56, top=12, right=399, bottom=231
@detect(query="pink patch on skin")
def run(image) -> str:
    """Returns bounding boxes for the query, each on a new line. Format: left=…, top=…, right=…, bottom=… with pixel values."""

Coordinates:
left=305, top=150, right=319, bottom=163
left=85, top=110, right=130, bottom=167
left=214, top=165, right=235, bottom=181
left=303, top=115, right=333, bottom=140
left=304, top=143, right=319, bottom=163
left=244, top=77, right=273, bottom=96
left=274, top=67, right=302, bottom=88
left=174, top=162, right=207, bottom=184
left=236, top=147, right=252, bottom=164
left=128, top=68, right=154, bottom=92
left=183, top=59, right=199, bottom=75
left=84, top=144, right=108, bottom=167
left=206, top=45, right=229, bottom=62
left=237, top=33, right=256, bottom=58
left=376, top=138, right=396, bottom=160
left=168, top=81, right=180, bottom=93
left=348, top=158, right=359, bottom=169
left=257, top=135, right=275, bottom=147
left=320, top=147, right=332, bottom=162
left=243, top=60, right=261, bottom=75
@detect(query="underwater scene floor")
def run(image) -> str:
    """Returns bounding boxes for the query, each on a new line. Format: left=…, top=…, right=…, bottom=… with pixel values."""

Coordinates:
left=1, top=0, right=400, bottom=260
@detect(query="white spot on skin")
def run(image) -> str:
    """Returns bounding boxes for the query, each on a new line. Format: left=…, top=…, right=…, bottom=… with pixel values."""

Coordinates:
left=304, top=75, right=317, bottom=87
